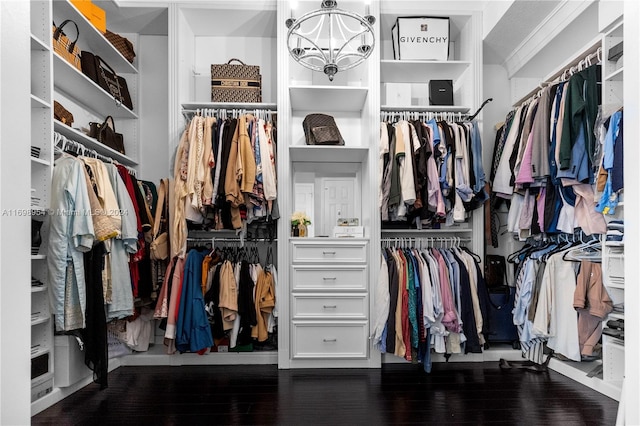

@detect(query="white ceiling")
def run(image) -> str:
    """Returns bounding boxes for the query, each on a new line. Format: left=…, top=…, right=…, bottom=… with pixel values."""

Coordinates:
left=96, top=0, right=168, bottom=35
left=483, top=0, right=562, bottom=65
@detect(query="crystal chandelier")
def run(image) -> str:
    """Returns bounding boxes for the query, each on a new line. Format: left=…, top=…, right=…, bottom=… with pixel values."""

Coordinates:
left=286, top=0, right=376, bottom=81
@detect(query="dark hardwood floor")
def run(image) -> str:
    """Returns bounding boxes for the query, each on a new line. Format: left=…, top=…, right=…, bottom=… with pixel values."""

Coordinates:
left=32, top=362, right=618, bottom=425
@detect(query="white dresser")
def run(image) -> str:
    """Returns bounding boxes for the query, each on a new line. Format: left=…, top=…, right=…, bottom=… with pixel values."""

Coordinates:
left=290, top=239, right=370, bottom=364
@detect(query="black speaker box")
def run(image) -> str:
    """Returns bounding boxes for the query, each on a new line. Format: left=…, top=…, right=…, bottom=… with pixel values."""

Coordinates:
left=429, top=80, right=454, bottom=106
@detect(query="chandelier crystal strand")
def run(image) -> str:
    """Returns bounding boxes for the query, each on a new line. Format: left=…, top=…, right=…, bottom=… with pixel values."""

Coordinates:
left=287, top=0, right=375, bottom=81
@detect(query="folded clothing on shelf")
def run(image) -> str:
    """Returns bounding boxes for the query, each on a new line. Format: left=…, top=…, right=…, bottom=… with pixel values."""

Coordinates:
left=602, top=328, right=624, bottom=340
left=606, top=220, right=624, bottom=244
left=606, top=319, right=624, bottom=330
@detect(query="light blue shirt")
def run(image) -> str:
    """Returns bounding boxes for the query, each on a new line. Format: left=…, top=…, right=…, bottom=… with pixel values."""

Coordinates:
left=105, top=164, right=137, bottom=320
left=596, top=111, right=622, bottom=215
left=47, top=156, right=95, bottom=331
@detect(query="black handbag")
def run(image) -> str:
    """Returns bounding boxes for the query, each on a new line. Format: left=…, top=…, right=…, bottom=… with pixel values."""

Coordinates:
left=81, top=51, right=133, bottom=110
left=302, top=113, right=344, bottom=145
left=89, top=116, right=125, bottom=155
left=484, top=254, right=509, bottom=289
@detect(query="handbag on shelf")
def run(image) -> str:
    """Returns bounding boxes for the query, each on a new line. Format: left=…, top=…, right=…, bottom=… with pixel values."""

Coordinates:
left=53, top=101, right=74, bottom=126
left=52, top=20, right=82, bottom=72
left=211, top=58, right=262, bottom=103
left=484, top=254, right=509, bottom=289
left=302, top=113, right=345, bottom=145
left=150, top=179, right=169, bottom=261
left=104, top=29, right=136, bottom=63
left=88, top=116, right=126, bottom=155
left=81, top=51, right=134, bottom=110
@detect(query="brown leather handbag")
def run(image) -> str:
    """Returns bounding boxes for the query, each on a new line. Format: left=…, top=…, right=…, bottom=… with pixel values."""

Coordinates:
left=104, top=29, right=136, bottom=63
left=302, top=113, right=345, bottom=145
left=53, top=101, right=74, bottom=126
left=89, top=116, right=125, bottom=155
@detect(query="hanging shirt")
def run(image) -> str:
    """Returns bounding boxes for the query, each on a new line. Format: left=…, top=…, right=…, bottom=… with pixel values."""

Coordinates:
left=48, top=156, right=95, bottom=331
left=373, top=253, right=391, bottom=347
left=104, top=164, right=137, bottom=320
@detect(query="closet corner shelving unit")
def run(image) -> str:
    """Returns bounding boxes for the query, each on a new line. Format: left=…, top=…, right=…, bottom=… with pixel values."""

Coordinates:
left=30, top=0, right=55, bottom=407
left=29, top=0, right=142, bottom=414
left=600, top=15, right=624, bottom=389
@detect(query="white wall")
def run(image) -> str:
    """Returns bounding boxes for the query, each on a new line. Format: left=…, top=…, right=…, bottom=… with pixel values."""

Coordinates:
left=138, top=35, right=170, bottom=183
left=481, top=63, right=522, bottom=267
left=0, top=1, right=32, bottom=423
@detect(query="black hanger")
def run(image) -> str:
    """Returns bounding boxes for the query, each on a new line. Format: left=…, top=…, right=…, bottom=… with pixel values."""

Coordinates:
left=467, top=98, right=493, bottom=121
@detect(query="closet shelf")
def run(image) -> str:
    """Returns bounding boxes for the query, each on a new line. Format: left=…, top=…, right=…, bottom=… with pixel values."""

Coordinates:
left=605, top=67, right=624, bottom=82
left=380, top=60, right=471, bottom=83
left=31, top=315, right=50, bottom=327
left=609, top=312, right=625, bottom=321
left=31, top=156, right=51, bottom=167
left=31, top=94, right=51, bottom=109
left=31, top=255, right=47, bottom=260
left=30, top=348, right=51, bottom=360
left=381, top=228, right=473, bottom=234
left=30, top=34, right=49, bottom=52
left=54, top=0, right=138, bottom=74
left=32, top=285, right=48, bottom=293
left=289, top=86, right=368, bottom=112
left=289, top=146, right=368, bottom=163
left=53, top=53, right=138, bottom=120
left=31, top=372, right=54, bottom=385
left=381, top=105, right=471, bottom=113
left=607, top=281, right=624, bottom=290
left=181, top=102, right=277, bottom=112
left=54, top=121, right=139, bottom=166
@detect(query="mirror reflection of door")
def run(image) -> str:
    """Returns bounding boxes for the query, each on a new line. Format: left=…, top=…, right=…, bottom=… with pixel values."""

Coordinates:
left=294, top=183, right=315, bottom=237
left=320, top=177, right=356, bottom=236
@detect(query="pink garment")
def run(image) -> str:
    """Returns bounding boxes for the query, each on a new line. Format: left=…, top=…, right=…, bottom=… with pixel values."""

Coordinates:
left=153, top=257, right=176, bottom=319
left=574, top=261, right=613, bottom=356
left=518, top=188, right=535, bottom=239
left=536, top=186, right=546, bottom=232
left=572, top=184, right=607, bottom=235
left=163, top=257, right=186, bottom=354
left=515, top=131, right=535, bottom=185
left=426, top=155, right=446, bottom=216
left=431, top=249, right=460, bottom=333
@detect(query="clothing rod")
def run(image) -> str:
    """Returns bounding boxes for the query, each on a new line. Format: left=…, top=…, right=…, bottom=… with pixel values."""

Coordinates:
left=187, top=238, right=277, bottom=243
left=181, top=102, right=277, bottom=111
left=182, top=108, right=278, bottom=114
left=513, top=41, right=602, bottom=107
left=380, top=237, right=471, bottom=243
left=53, top=131, right=137, bottom=177
left=379, top=110, right=467, bottom=122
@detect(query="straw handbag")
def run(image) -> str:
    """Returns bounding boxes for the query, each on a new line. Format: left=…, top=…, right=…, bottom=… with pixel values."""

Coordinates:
left=52, top=20, right=82, bottom=72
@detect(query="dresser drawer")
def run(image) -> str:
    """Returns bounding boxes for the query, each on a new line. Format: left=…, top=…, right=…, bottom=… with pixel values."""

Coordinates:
left=292, top=294, right=367, bottom=319
left=291, top=241, right=367, bottom=264
left=291, top=266, right=367, bottom=291
left=292, top=322, right=368, bottom=359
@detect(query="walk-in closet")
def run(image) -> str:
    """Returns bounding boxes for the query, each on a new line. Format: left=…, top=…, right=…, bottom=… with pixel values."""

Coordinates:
left=0, top=0, right=638, bottom=424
